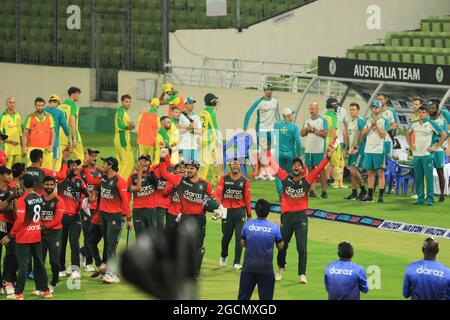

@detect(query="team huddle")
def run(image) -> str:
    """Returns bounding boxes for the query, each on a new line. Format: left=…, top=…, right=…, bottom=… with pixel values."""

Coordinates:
left=0, top=83, right=449, bottom=301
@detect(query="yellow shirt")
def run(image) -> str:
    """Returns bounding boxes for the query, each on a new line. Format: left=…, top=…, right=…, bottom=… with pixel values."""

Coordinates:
left=0, top=111, right=22, bottom=155
left=114, top=106, right=131, bottom=148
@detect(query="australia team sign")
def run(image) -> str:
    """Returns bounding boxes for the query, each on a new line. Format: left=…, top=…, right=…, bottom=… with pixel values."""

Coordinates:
left=318, top=56, right=450, bottom=86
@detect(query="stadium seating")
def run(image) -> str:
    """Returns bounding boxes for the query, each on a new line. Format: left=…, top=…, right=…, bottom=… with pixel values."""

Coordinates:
left=347, top=15, right=450, bottom=65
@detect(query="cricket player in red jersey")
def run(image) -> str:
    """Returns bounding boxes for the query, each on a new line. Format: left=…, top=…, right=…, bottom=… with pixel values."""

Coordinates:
left=27, top=148, right=69, bottom=195
left=40, top=176, right=64, bottom=291
left=79, top=148, right=103, bottom=272
left=1, top=174, right=51, bottom=300
left=158, top=149, right=218, bottom=279
left=127, top=155, right=158, bottom=238
left=152, top=154, right=174, bottom=232
left=215, top=158, right=252, bottom=270
left=0, top=166, right=18, bottom=295
left=81, top=156, right=132, bottom=284
left=261, top=139, right=336, bottom=284
left=57, top=159, right=90, bottom=280
left=163, top=161, right=186, bottom=230
left=0, top=134, right=9, bottom=167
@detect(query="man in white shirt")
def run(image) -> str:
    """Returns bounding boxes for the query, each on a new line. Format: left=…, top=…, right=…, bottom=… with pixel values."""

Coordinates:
left=178, top=97, right=202, bottom=162
left=406, top=105, right=446, bottom=206
left=301, top=103, right=329, bottom=198
left=360, top=100, right=390, bottom=204
left=243, top=83, right=281, bottom=180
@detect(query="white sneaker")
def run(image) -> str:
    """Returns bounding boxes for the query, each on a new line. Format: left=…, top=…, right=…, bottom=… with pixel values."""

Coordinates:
left=70, top=271, right=81, bottom=280
left=58, top=271, right=67, bottom=278
left=98, top=263, right=107, bottom=273
left=3, top=282, right=14, bottom=296
left=299, top=274, right=308, bottom=284
left=111, top=274, right=121, bottom=283
left=85, top=264, right=95, bottom=272
left=102, top=271, right=119, bottom=284
left=267, top=175, right=276, bottom=181
left=48, top=285, right=55, bottom=294
left=219, top=257, right=227, bottom=267
left=275, top=266, right=286, bottom=281
left=411, top=194, right=418, bottom=199
left=233, top=264, right=242, bottom=270
left=31, top=290, right=43, bottom=297
left=255, top=175, right=264, bottom=180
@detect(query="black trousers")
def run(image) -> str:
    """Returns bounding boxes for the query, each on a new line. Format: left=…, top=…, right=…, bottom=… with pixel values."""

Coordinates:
left=238, top=272, right=275, bottom=300
left=165, top=212, right=179, bottom=231
left=59, top=214, right=82, bottom=271
left=132, top=208, right=156, bottom=239
left=100, top=212, right=123, bottom=264
left=180, top=214, right=206, bottom=278
left=277, top=211, right=308, bottom=275
left=221, top=208, right=245, bottom=265
left=155, top=207, right=167, bottom=232
left=86, top=223, right=105, bottom=267
left=15, top=242, right=48, bottom=294
left=80, top=210, right=93, bottom=265
left=42, top=229, right=62, bottom=287
left=0, top=222, right=17, bottom=284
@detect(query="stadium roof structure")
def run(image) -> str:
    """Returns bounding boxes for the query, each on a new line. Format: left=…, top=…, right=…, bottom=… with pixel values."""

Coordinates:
left=294, top=57, right=450, bottom=126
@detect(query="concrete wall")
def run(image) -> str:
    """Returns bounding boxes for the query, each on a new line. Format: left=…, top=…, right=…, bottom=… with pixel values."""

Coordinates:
left=117, top=70, right=164, bottom=123
left=169, top=0, right=450, bottom=67
left=0, top=63, right=95, bottom=115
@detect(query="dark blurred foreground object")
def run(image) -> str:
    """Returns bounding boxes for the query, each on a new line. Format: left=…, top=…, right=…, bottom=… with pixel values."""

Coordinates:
left=120, top=219, right=198, bottom=299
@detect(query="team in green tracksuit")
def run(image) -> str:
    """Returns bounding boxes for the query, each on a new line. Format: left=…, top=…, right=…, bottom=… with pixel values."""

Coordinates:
left=429, top=102, right=450, bottom=201
left=273, top=110, right=302, bottom=195
left=407, top=107, right=446, bottom=206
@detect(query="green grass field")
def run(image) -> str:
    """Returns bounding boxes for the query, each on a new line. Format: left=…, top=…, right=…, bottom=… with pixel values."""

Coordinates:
left=3, top=132, right=449, bottom=300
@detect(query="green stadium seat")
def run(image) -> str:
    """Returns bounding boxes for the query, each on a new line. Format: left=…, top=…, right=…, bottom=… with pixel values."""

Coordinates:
left=412, top=34, right=423, bottom=47
left=424, top=52, right=435, bottom=64
left=423, top=35, right=433, bottom=47
left=411, top=50, right=424, bottom=64
left=368, top=49, right=379, bottom=61
left=432, top=32, right=445, bottom=48
left=401, top=51, right=412, bottom=64
left=433, top=48, right=448, bottom=65
left=421, top=20, right=431, bottom=32
left=400, top=34, right=412, bottom=47
left=378, top=47, right=390, bottom=62
left=389, top=48, right=402, bottom=63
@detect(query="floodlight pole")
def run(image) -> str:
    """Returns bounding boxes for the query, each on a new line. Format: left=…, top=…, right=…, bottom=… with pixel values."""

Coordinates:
left=162, top=0, right=169, bottom=73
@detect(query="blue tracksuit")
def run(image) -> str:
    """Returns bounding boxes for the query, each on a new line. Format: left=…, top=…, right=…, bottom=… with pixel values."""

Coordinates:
left=324, top=260, right=369, bottom=300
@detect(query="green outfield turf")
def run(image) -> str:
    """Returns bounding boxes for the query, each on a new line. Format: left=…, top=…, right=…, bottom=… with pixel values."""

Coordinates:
left=2, top=132, right=449, bottom=300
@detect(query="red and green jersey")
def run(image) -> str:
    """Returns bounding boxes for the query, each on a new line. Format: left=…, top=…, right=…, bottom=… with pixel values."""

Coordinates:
left=159, top=155, right=215, bottom=215
left=26, top=162, right=68, bottom=195
left=215, top=174, right=252, bottom=217
left=82, top=167, right=131, bottom=217
left=40, top=194, right=65, bottom=230
left=10, top=192, right=43, bottom=244
left=165, top=183, right=182, bottom=216
left=57, top=178, right=88, bottom=215
left=127, top=171, right=157, bottom=209
left=79, top=166, right=103, bottom=210
left=276, top=157, right=329, bottom=214
left=152, top=163, right=174, bottom=209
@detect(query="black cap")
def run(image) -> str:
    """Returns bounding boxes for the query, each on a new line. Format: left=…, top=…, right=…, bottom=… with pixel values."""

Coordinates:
left=138, top=155, right=152, bottom=161
left=21, top=174, right=35, bottom=188
left=0, top=166, right=12, bottom=175
left=0, top=134, right=8, bottom=141
left=67, top=159, right=81, bottom=167
left=101, top=157, right=119, bottom=170
left=326, top=97, right=339, bottom=109
left=87, top=148, right=100, bottom=155
left=204, top=93, right=218, bottom=106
